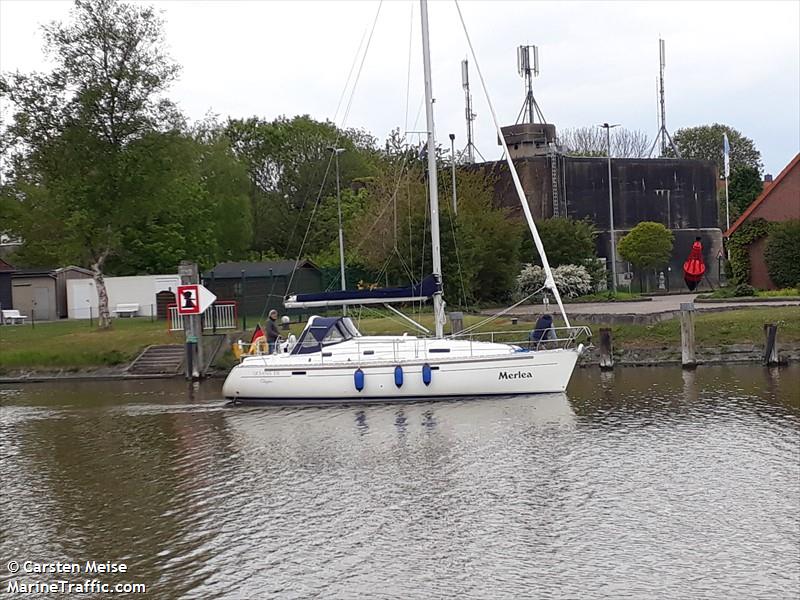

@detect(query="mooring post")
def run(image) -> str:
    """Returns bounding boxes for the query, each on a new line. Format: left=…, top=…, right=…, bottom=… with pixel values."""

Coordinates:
left=179, top=261, right=202, bottom=380
left=680, top=302, right=696, bottom=368
left=449, top=311, right=464, bottom=336
left=599, top=327, right=614, bottom=370
left=763, top=323, right=779, bottom=366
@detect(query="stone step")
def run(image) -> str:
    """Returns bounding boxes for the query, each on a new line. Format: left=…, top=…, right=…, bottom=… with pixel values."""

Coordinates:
left=128, top=344, right=184, bottom=375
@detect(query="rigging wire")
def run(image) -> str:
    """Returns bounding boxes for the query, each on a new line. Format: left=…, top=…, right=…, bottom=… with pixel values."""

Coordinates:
left=453, top=0, right=571, bottom=328
left=285, top=0, right=383, bottom=296
left=404, top=2, right=414, bottom=137
left=443, top=176, right=468, bottom=309
left=332, top=25, right=370, bottom=126
left=450, top=284, right=547, bottom=338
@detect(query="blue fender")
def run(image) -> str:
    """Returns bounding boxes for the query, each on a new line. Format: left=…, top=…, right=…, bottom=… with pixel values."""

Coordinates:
left=422, top=363, right=432, bottom=386
left=394, top=365, right=404, bottom=388
left=354, top=368, right=365, bottom=391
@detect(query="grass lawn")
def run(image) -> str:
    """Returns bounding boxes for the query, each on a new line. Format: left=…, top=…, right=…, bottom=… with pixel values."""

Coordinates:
left=0, top=318, right=177, bottom=370
left=563, top=291, right=643, bottom=303
left=588, top=306, right=800, bottom=349
left=700, top=287, right=800, bottom=300
left=1, top=306, right=798, bottom=371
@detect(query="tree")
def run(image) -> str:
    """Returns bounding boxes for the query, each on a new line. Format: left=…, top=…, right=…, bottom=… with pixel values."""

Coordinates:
left=560, top=127, right=651, bottom=158
left=668, top=123, right=762, bottom=175
left=522, top=217, right=597, bottom=268
left=618, top=222, right=674, bottom=274
left=728, top=166, right=763, bottom=215
left=350, top=164, right=523, bottom=306
left=1, top=0, right=181, bottom=328
left=225, top=115, right=379, bottom=259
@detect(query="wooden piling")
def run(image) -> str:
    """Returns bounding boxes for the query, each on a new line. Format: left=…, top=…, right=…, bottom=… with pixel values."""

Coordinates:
left=680, top=302, right=696, bottom=368
left=449, top=311, right=464, bottom=336
left=599, top=327, right=614, bottom=370
left=763, top=323, right=779, bottom=366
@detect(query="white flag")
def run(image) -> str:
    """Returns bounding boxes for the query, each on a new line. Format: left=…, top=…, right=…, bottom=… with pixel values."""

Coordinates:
left=723, top=133, right=730, bottom=178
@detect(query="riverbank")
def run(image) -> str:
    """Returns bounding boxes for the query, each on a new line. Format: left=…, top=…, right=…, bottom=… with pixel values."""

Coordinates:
left=1, top=306, right=798, bottom=382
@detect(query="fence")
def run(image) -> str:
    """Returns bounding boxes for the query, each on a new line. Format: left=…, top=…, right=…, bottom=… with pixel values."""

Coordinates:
left=167, top=301, right=238, bottom=332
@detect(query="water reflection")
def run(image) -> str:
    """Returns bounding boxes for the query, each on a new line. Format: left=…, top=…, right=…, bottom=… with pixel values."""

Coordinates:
left=1, top=365, right=798, bottom=599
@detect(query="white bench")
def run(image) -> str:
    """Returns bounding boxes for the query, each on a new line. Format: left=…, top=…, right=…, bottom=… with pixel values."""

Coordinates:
left=1, top=309, right=28, bottom=325
left=114, top=303, right=140, bottom=318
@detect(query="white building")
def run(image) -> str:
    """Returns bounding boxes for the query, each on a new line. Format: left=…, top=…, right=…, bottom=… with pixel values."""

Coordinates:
left=67, top=274, right=180, bottom=319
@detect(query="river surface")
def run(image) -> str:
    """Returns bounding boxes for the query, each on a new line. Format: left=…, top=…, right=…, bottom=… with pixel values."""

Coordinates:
left=1, top=365, right=798, bottom=599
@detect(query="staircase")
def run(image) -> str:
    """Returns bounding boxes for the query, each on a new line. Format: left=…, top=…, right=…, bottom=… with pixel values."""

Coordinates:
left=127, top=345, right=184, bottom=375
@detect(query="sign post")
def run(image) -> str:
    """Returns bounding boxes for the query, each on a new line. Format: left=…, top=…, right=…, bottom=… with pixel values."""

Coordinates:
left=177, top=262, right=216, bottom=380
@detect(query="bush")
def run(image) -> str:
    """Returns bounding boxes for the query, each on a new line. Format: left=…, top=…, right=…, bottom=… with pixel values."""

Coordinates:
left=617, top=222, right=674, bottom=270
left=733, top=283, right=756, bottom=297
left=516, top=263, right=593, bottom=299
left=764, top=220, right=800, bottom=288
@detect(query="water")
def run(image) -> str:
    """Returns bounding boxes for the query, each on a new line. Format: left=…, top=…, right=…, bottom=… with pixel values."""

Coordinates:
left=1, top=365, right=798, bottom=599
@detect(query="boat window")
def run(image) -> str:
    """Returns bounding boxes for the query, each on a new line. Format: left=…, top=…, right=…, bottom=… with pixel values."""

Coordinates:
left=292, top=317, right=355, bottom=355
left=323, top=327, right=345, bottom=345
left=341, top=318, right=362, bottom=337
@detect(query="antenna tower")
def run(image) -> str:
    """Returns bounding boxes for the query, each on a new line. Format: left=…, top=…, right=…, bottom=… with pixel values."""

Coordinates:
left=461, top=59, right=479, bottom=163
left=648, top=38, right=681, bottom=158
left=516, top=45, right=546, bottom=124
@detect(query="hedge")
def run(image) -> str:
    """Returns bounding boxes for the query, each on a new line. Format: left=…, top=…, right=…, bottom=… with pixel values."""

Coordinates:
left=764, top=220, right=800, bottom=288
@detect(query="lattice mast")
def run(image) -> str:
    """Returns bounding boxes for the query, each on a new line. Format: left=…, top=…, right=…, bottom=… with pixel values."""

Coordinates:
left=461, top=59, right=478, bottom=163
left=516, top=45, right=546, bottom=124
left=648, top=38, right=681, bottom=158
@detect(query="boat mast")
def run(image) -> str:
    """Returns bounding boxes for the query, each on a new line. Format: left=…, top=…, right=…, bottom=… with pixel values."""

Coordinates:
left=420, top=0, right=444, bottom=338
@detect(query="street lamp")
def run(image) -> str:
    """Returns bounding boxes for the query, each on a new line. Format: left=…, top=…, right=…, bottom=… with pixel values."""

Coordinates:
left=328, top=146, right=347, bottom=314
left=449, top=133, right=457, bottom=216
left=599, top=123, right=620, bottom=293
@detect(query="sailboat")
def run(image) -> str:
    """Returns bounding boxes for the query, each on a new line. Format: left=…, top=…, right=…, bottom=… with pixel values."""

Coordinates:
left=222, top=1, right=590, bottom=404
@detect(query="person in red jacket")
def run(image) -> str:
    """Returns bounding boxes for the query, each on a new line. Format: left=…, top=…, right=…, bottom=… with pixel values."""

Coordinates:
left=683, top=236, right=706, bottom=291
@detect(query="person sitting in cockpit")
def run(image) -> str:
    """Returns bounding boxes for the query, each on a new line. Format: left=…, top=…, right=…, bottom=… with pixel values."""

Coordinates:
left=529, top=313, right=555, bottom=350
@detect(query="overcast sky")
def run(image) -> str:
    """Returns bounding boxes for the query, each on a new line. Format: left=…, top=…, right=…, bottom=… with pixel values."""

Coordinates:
left=1, top=0, right=798, bottom=175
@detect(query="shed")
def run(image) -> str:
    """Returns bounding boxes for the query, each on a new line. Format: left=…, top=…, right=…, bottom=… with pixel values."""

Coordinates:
left=0, top=258, right=15, bottom=312
left=11, top=266, right=92, bottom=321
left=724, top=153, right=800, bottom=289
left=203, top=260, right=323, bottom=317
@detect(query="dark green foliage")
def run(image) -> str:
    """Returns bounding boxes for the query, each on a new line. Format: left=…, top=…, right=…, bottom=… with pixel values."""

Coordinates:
left=765, top=220, right=800, bottom=288
left=668, top=123, right=762, bottom=175
left=729, top=166, right=763, bottom=214
left=617, top=222, right=674, bottom=270
left=351, top=166, right=523, bottom=306
left=728, top=218, right=772, bottom=285
left=733, top=283, right=756, bottom=297
left=522, top=218, right=598, bottom=267
left=224, top=115, right=379, bottom=259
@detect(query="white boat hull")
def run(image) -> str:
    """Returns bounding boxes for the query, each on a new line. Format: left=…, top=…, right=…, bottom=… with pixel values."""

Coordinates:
left=222, top=347, right=580, bottom=404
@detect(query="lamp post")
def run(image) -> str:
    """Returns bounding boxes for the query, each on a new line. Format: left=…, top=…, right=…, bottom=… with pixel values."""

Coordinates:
left=600, top=123, right=621, bottom=293
left=328, top=146, right=347, bottom=315
left=449, top=133, right=457, bottom=216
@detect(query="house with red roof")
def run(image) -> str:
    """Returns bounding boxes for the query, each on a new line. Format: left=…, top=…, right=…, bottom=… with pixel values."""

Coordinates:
left=724, top=153, right=800, bottom=289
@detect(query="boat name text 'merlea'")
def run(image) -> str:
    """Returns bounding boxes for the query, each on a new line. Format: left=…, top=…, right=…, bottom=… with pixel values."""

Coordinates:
left=498, top=371, right=533, bottom=380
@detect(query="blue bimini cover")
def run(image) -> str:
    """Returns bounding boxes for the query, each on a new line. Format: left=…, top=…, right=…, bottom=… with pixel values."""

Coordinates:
left=285, top=274, right=439, bottom=308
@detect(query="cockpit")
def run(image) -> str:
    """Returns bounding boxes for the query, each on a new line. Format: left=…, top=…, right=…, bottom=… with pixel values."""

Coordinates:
left=291, top=316, right=362, bottom=355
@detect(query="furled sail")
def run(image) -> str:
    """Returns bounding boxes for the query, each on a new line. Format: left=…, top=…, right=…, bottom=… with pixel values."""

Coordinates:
left=285, top=274, right=439, bottom=308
